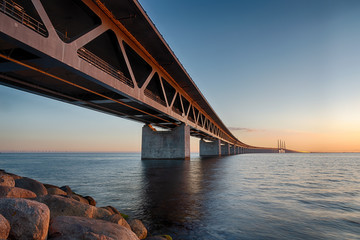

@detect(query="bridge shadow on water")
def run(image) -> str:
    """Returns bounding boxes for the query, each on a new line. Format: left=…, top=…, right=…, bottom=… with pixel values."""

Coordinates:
left=138, top=156, right=228, bottom=239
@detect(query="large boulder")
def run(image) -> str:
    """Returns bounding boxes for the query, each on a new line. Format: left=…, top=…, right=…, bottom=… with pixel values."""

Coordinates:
left=0, top=198, right=50, bottom=240
left=36, top=195, right=94, bottom=219
left=0, top=170, right=21, bottom=180
left=47, top=187, right=67, bottom=196
left=44, top=183, right=59, bottom=189
left=59, top=185, right=73, bottom=195
left=92, top=207, right=112, bottom=219
left=129, top=219, right=148, bottom=239
left=0, top=186, right=37, bottom=198
left=0, top=174, right=15, bottom=187
left=101, top=206, right=121, bottom=215
left=48, top=216, right=139, bottom=240
left=15, top=177, right=48, bottom=196
left=104, top=214, right=131, bottom=230
left=35, top=195, right=111, bottom=220
left=69, top=193, right=89, bottom=204
left=0, top=213, right=10, bottom=239
left=145, top=236, right=172, bottom=240
left=84, top=195, right=96, bottom=206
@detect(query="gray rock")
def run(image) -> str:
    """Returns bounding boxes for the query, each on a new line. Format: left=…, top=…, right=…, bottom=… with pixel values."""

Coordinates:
left=0, top=213, right=10, bottom=239
left=48, top=216, right=139, bottom=240
left=15, top=177, right=48, bottom=196
left=0, top=186, right=37, bottom=198
left=0, top=198, right=50, bottom=240
left=47, top=187, right=67, bottom=196
left=0, top=174, right=15, bottom=187
left=129, top=219, right=148, bottom=239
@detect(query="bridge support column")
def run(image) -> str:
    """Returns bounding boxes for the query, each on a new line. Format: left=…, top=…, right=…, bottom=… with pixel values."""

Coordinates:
left=230, top=145, right=235, bottom=155
left=221, top=143, right=230, bottom=155
left=199, top=139, right=221, bottom=157
left=141, top=124, right=190, bottom=160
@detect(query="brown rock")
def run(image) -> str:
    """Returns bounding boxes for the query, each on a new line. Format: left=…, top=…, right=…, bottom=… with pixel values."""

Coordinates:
left=0, top=213, right=10, bottom=239
left=0, top=186, right=37, bottom=198
left=85, top=195, right=96, bottom=206
left=145, top=236, right=172, bottom=240
left=35, top=195, right=94, bottom=219
left=48, top=216, right=139, bottom=240
left=69, top=193, right=89, bottom=204
left=15, top=177, right=48, bottom=196
left=104, top=214, right=131, bottom=230
left=101, top=205, right=121, bottom=215
left=59, top=185, right=73, bottom=195
left=44, top=183, right=59, bottom=189
left=93, top=206, right=112, bottom=219
left=0, top=198, right=50, bottom=240
left=0, top=174, right=15, bottom=187
left=0, top=170, right=21, bottom=180
left=47, top=187, right=67, bottom=196
left=129, top=219, right=148, bottom=239
left=35, top=195, right=112, bottom=220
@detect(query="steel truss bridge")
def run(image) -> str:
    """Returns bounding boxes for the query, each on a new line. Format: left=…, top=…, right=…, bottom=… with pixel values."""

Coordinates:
left=0, top=0, right=292, bottom=156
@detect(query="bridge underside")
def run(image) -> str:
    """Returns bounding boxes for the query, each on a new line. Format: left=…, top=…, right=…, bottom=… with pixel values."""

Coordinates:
left=0, top=0, right=285, bottom=159
left=0, top=0, right=220, bottom=141
left=0, top=36, right=220, bottom=142
left=0, top=36, right=175, bottom=128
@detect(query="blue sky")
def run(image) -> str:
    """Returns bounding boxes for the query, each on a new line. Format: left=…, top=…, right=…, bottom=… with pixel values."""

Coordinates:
left=1, top=0, right=360, bottom=152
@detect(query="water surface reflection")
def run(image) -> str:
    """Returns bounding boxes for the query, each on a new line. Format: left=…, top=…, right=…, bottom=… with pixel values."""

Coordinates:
left=138, top=157, right=225, bottom=238
left=1, top=153, right=359, bottom=239
left=136, top=154, right=360, bottom=240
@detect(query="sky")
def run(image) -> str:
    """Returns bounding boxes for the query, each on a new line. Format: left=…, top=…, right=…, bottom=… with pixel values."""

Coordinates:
left=1, top=0, right=360, bottom=152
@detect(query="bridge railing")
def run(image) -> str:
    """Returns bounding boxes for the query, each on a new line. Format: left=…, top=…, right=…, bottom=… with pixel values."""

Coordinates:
left=144, top=89, right=167, bottom=107
left=172, top=106, right=182, bottom=116
left=77, top=47, right=134, bottom=88
left=0, top=0, right=47, bottom=37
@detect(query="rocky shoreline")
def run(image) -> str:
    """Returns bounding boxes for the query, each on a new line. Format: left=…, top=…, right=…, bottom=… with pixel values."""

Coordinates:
left=0, top=169, right=172, bottom=240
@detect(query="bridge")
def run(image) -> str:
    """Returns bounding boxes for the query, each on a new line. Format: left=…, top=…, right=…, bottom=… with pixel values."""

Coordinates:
left=0, top=0, right=288, bottom=159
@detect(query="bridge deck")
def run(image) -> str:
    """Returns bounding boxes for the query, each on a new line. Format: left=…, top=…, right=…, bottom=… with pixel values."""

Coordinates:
left=0, top=0, right=280, bottom=152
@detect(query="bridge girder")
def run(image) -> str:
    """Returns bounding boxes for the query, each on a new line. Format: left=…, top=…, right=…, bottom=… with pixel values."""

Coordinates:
left=0, top=0, right=273, bottom=150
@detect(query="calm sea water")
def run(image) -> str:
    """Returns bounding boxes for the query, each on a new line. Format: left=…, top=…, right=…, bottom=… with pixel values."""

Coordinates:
left=0, top=153, right=360, bottom=239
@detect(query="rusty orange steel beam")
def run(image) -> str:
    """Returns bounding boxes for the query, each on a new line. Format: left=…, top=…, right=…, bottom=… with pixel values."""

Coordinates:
left=92, top=0, right=242, bottom=145
left=0, top=53, right=178, bottom=127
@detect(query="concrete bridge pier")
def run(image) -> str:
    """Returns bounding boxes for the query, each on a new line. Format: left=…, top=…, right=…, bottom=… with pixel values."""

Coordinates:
left=142, top=124, right=190, bottom=160
left=199, top=139, right=221, bottom=157
left=230, top=145, right=235, bottom=155
left=221, top=143, right=230, bottom=155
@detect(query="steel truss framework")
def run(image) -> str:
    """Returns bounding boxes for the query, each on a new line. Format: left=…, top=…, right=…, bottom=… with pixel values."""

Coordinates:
left=0, top=0, right=270, bottom=149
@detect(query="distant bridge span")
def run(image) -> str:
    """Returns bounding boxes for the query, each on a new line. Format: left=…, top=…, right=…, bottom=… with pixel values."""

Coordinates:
left=0, top=0, right=289, bottom=158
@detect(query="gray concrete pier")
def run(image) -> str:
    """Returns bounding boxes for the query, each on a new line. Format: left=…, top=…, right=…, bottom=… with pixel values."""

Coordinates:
left=199, top=139, right=221, bottom=157
left=230, top=145, right=235, bottom=155
left=141, top=124, right=190, bottom=160
left=221, top=143, right=230, bottom=155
